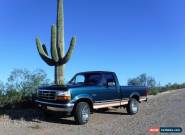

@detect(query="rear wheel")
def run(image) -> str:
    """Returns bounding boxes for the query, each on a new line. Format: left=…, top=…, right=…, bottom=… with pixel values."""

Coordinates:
left=126, top=98, right=139, bottom=115
left=74, top=102, right=91, bottom=125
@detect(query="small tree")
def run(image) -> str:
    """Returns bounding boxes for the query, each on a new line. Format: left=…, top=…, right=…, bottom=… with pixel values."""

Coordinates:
left=128, top=74, right=156, bottom=88
left=0, top=81, right=5, bottom=105
left=0, top=69, right=50, bottom=107
left=128, top=78, right=141, bottom=86
left=0, top=81, right=4, bottom=96
left=6, top=69, right=49, bottom=98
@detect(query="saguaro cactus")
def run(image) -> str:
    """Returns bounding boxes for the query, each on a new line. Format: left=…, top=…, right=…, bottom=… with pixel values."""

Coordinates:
left=36, top=0, right=76, bottom=85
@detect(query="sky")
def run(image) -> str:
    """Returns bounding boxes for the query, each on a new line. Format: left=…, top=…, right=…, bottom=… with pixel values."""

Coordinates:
left=0, top=0, right=185, bottom=85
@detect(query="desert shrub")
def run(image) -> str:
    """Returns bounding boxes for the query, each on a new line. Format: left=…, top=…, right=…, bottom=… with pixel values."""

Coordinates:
left=148, top=88, right=159, bottom=95
left=5, top=90, right=23, bottom=105
left=0, top=81, right=6, bottom=105
left=0, top=81, right=5, bottom=93
left=128, top=74, right=185, bottom=95
left=128, top=74, right=156, bottom=88
left=160, top=83, right=185, bottom=91
left=0, top=69, right=50, bottom=108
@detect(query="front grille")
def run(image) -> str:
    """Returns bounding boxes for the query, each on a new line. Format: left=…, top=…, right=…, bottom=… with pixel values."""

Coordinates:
left=38, top=90, right=56, bottom=100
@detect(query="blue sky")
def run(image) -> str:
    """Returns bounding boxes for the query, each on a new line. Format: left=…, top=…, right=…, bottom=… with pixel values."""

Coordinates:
left=0, top=0, right=185, bottom=85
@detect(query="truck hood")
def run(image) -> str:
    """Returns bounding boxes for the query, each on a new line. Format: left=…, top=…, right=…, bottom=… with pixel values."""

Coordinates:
left=39, top=84, right=89, bottom=91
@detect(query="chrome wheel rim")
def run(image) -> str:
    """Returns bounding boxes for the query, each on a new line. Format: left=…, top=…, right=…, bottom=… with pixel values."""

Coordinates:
left=82, top=106, right=90, bottom=122
left=132, top=101, right=138, bottom=113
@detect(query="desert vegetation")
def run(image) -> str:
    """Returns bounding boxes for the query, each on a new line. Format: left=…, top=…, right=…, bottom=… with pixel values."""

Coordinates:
left=0, top=69, right=49, bottom=108
left=128, top=73, right=185, bottom=95
left=0, top=70, right=184, bottom=108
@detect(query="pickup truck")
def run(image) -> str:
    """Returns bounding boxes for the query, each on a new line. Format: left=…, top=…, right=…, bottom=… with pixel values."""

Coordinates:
left=34, top=71, right=148, bottom=125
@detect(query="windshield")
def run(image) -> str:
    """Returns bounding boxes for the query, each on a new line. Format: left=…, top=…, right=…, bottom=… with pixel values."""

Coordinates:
left=68, top=73, right=102, bottom=86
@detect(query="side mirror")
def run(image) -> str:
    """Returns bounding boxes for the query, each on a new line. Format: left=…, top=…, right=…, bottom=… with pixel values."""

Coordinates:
left=107, top=79, right=116, bottom=87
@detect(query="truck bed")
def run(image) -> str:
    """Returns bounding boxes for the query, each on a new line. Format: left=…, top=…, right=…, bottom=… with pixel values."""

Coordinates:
left=120, top=86, right=147, bottom=99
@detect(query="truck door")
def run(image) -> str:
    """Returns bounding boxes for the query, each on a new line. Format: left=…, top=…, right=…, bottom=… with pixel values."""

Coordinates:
left=95, top=73, right=120, bottom=103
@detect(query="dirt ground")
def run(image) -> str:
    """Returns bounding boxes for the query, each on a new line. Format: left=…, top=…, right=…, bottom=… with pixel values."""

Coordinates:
left=0, top=89, right=185, bottom=135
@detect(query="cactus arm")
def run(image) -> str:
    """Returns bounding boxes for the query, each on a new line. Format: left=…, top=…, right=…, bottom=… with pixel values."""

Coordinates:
left=42, top=44, right=48, bottom=56
left=36, top=37, right=55, bottom=66
left=57, top=0, right=65, bottom=60
left=51, top=25, right=59, bottom=62
left=60, top=36, right=76, bottom=64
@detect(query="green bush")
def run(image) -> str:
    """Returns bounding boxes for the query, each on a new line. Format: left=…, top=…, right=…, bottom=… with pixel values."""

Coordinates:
left=128, top=73, right=185, bottom=95
left=128, top=74, right=156, bottom=87
left=0, top=69, right=50, bottom=108
left=148, top=88, right=159, bottom=95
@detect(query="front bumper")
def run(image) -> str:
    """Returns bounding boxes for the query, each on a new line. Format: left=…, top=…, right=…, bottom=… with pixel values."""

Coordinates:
left=35, top=100, right=74, bottom=113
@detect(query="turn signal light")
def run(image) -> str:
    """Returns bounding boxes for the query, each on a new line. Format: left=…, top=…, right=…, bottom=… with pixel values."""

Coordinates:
left=56, top=96, right=71, bottom=101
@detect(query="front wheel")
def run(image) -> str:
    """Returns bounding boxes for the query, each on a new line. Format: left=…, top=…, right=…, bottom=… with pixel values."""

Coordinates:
left=126, top=98, right=139, bottom=115
left=74, top=102, right=91, bottom=125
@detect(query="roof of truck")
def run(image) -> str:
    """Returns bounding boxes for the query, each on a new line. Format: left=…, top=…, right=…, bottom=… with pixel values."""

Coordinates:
left=77, top=71, right=115, bottom=74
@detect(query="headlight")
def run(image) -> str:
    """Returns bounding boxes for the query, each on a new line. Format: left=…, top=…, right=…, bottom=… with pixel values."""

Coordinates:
left=56, top=91, right=71, bottom=101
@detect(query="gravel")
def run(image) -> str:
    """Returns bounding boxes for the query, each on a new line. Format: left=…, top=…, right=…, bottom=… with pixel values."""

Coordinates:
left=0, top=89, right=185, bottom=135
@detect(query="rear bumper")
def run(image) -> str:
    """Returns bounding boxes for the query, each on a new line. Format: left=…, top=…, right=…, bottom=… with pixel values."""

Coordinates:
left=34, top=100, right=74, bottom=113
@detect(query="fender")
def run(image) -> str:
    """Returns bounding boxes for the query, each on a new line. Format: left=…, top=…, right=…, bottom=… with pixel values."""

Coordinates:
left=129, top=92, right=140, bottom=99
left=71, top=94, right=94, bottom=104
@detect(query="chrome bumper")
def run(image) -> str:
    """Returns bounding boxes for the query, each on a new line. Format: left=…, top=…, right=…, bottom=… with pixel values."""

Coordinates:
left=35, top=100, right=74, bottom=113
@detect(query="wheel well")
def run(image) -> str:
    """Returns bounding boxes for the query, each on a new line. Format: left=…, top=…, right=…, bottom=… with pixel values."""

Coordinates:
left=131, top=95, right=139, bottom=102
left=72, top=98, right=93, bottom=114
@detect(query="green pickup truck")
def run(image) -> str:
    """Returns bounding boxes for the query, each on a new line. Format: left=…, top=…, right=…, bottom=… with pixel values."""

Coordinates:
left=34, top=71, right=148, bottom=125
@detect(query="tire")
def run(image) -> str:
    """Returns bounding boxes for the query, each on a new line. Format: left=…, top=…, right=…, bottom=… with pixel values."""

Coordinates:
left=126, top=98, right=139, bottom=115
left=74, top=102, right=91, bottom=125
